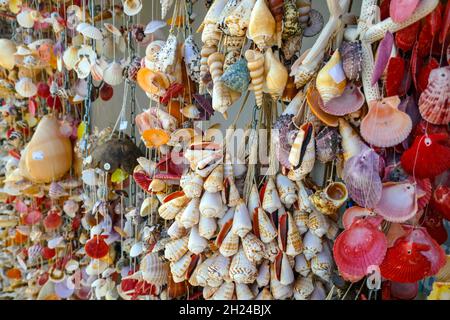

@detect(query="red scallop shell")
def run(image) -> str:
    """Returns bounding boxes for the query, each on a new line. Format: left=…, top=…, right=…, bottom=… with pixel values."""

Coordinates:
left=333, top=217, right=387, bottom=282
left=380, top=239, right=431, bottom=282
left=417, top=58, right=439, bottom=94
left=42, top=247, right=56, bottom=260
left=395, top=21, right=420, bottom=52
left=133, top=171, right=152, bottom=193
left=85, top=235, right=109, bottom=259
left=43, top=211, right=63, bottom=230
left=430, top=185, right=450, bottom=220
left=401, top=133, right=450, bottom=179
left=403, top=226, right=446, bottom=274
left=386, top=56, right=405, bottom=97
left=416, top=178, right=432, bottom=210
left=420, top=209, right=448, bottom=245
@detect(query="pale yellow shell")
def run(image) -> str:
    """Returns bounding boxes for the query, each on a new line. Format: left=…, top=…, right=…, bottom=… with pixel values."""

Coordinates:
left=164, top=236, right=189, bottom=262
left=245, top=49, right=265, bottom=107
left=200, top=45, right=217, bottom=82
left=158, top=194, right=189, bottom=220
left=248, top=0, right=276, bottom=49
left=204, top=164, right=224, bottom=193
left=202, top=23, right=221, bottom=47
left=316, top=50, right=347, bottom=104
left=207, top=52, right=225, bottom=83
left=264, top=48, right=288, bottom=99
left=0, top=39, right=16, bottom=70
left=225, top=0, right=256, bottom=37
left=219, top=230, right=240, bottom=257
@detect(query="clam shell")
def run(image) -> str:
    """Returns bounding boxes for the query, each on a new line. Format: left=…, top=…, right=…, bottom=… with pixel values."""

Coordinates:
left=123, top=0, right=143, bottom=16
left=321, top=83, right=365, bottom=116
left=315, top=126, right=341, bottom=163
left=77, top=23, right=103, bottom=40
left=103, top=62, right=124, bottom=86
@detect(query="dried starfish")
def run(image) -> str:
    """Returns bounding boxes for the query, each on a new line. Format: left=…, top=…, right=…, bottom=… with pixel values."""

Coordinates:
left=355, top=0, right=439, bottom=102
left=292, top=0, right=352, bottom=86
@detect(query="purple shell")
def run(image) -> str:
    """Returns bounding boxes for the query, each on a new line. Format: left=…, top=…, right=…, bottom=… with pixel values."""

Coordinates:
left=55, top=280, right=75, bottom=299
left=315, top=127, right=341, bottom=163
left=398, top=95, right=422, bottom=149
left=321, top=83, right=365, bottom=116
left=371, top=31, right=394, bottom=85
left=193, top=94, right=214, bottom=120
left=343, top=148, right=382, bottom=208
left=340, top=41, right=362, bottom=81
left=273, top=114, right=298, bottom=168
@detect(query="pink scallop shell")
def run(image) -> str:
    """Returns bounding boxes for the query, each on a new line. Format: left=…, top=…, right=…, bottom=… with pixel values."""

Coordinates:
left=321, top=83, right=365, bottom=116
left=418, top=66, right=450, bottom=125
left=390, top=0, right=420, bottom=23
left=342, top=206, right=376, bottom=229
left=333, top=217, right=387, bottom=282
left=361, top=97, right=413, bottom=148
left=375, top=182, right=418, bottom=222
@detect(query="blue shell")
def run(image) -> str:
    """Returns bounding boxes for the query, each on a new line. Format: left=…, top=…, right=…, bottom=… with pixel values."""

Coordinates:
left=220, top=58, right=250, bottom=93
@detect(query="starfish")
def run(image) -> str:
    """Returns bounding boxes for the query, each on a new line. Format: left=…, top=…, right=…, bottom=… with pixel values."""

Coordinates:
left=354, top=0, right=439, bottom=102
left=291, top=0, right=353, bottom=87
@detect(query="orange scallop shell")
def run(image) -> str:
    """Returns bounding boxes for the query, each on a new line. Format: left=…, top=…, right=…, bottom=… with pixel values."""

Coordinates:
left=142, top=128, right=170, bottom=147
left=306, top=86, right=339, bottom=127
left=137, top=68, right=170, bottom=95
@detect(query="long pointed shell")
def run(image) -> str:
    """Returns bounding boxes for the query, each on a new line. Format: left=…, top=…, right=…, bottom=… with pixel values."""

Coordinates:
left=285, top=212, right=303, bottom=256
left=245, top=49, right=265, bottom=107
left=248, top=0, right=276, bottom=49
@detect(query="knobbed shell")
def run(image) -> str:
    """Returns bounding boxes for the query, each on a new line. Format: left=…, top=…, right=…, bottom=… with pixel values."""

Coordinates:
left=316, top=50, right=347, bottom=104
left=248, top=0, right=276, bottom=50
left=245, top=49, right=265, bottom=107
left=339, top=41, right=362, bottom=81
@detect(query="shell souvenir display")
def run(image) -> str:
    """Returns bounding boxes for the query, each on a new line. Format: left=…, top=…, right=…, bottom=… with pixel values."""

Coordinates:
left=0, top=0, right=448, bottom=303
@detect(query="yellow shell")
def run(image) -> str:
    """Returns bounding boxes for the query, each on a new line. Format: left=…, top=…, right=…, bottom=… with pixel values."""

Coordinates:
left=316, top=50, right=347, bottom=104
left=264, top=48, right=288, bottom=99
left=245, top=49, right=265, bottom=107
left=248, top=0, right=276, bottom=49
left=427, top=282, right=450, bottom=300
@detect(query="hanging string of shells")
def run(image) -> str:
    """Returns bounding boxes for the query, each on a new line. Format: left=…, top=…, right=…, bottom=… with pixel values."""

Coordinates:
left=0, top=0, right=449, bottom=301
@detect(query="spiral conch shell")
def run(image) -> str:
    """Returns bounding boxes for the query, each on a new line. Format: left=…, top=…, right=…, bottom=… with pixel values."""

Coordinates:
left=248, top=0, right=276, bottom=50
left=245, top=49, right=265, bottom=107
left=264, top=48, right=288, bottom=100
left=316, top=50, right=347, bottom=104
left=208, top=52, right=232, bottom=117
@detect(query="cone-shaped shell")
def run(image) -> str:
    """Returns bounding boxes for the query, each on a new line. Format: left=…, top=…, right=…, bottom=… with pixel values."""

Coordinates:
left=229, top=246, right=258, bottom=284
left=276, top=174, right=298, bottom=207
left=188, top=225, right=208, bottom=254
left=303, top=230, right=322, bottom=260
left=338, top=118, right=367, bottom=163
left=180, top=172, right=204, bottom=199
left=316, top=50, right=346, bottom=104
left=232, top=200, right=252, bottom=237
left=361, top=96, right=412, bottom=148
left=248, top=0, right=276, bottom=49
left=23, top=116, right=72, bottom=183
left=200, top=191, right=224, bottom=218
left=294, top=254, right=311, bottom=277
left=307, top=210, right=329, bottom=238
left=170, top=252, right=192, bottom=279
left=285, top=212, right=303, bottom=256
left=311, top=251, right=333, bottom=282
left=254, top=208, right=278, bottom=243
left=212, top=282, right=234, bottom=300
left=264, top=48, right=288, bottom=99
left=270, top=263, right=293, bottom=300
left=333, top=218, right=387, bottom=282
left=204, top=164, right=224, bottom=193
left=262, top=178, right=282, bottom=213
left=235, top=283, right=255, bottom=300
left=0, top=39, right=16, bottom=70
left=199, top=215, right=217, bottom=240
left=167, top=220, right=187, bottom=239
left=219, top=226, right=240, bottom=257
left=241, top=232, right=265, bottom=264
left=179, top=198, right=200, bottom=228
left=164, top=236, right=189, bottom=262
left=293, top=275, right=314, bottom=300
left=158, top=192, right=189, bottom=220
left=375, top=182, right=418, bottom=223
